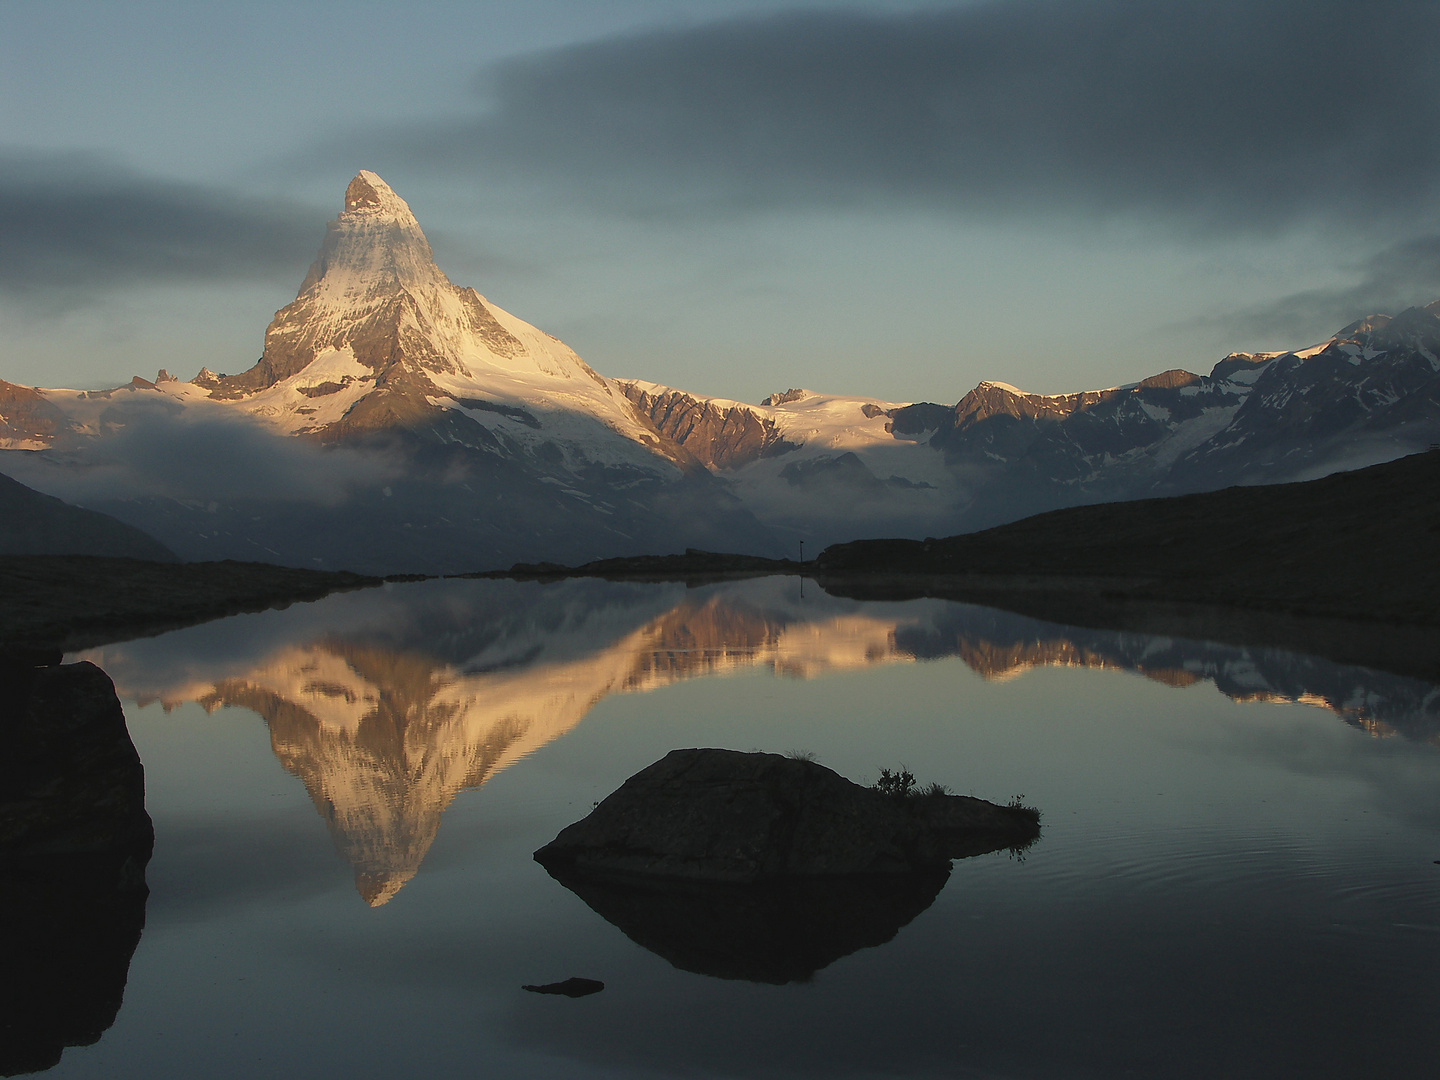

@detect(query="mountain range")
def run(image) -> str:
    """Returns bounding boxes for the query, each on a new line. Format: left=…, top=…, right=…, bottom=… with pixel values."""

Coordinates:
left=3, top=171, right=1439, bottom=573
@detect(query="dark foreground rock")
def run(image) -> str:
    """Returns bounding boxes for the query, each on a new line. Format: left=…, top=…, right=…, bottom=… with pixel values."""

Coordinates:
left=0, top=652, right=153, bottom=1076
left=535, top=748, right=1040, bottom=882
left=0, top=654, right=154, bottom=856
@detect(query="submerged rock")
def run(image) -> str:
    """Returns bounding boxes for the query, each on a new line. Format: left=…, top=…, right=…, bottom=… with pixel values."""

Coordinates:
left=534, top=748, right=1039, bottom=882
left=521, top=978, right=605, bottom=998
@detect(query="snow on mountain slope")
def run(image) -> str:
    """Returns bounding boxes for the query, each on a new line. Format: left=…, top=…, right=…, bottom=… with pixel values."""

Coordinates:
left=619, top=381, right=922, bottom=461
left=0, top=174, right=787, bottom=571
left=618, top=381, right=962, bottom=546
left=3, top=173, right=684, bottom=476
left=182, top=171, right=685, bottom=473
left=622, top=305, right=1440, bottom=545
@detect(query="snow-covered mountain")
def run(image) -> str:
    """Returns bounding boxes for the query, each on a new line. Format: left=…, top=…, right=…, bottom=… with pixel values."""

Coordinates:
left=622, top=302, right=1440, bottom=544
left=2, top=170, right=1439, bottom=569
left=195, top=171, right=694, bottom=470
left=0, top=173, right=767, bottom=571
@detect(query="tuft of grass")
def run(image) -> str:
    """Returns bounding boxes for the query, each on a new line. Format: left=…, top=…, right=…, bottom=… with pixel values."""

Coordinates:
left=786, top=749, right=817, bottom=762
left=1006, top=794, right=1042, bottom=823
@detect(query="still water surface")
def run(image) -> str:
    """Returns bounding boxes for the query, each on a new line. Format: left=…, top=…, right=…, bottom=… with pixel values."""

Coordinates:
left=41, top=577, right=1440, bottom=1077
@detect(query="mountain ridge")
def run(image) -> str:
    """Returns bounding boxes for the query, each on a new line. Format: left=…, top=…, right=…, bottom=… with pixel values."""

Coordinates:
left=3, top=170, right=1439, bottom=571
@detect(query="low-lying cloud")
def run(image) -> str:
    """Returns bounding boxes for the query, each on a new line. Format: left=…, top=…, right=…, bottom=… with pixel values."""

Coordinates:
left=0, top=152, right=319, bottom=298
left=0, top=401, right=397, bottom=506
left=392, top=0, right=1440, bottom=231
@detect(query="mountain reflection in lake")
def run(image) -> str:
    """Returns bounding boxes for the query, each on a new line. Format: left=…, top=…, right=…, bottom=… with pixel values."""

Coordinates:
left=52, top=577, right=1440, bottom=1078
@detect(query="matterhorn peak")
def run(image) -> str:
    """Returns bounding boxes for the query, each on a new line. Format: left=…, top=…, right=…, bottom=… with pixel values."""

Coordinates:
left=193, top=169, right=676, bottom=469
left=342, top=170, right=418, bottom=224
left=302, top=170, right=439, bottom=294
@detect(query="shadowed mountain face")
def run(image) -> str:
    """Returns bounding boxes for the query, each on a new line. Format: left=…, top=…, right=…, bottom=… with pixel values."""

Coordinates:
left=83, top=579, right=1440, bottom=904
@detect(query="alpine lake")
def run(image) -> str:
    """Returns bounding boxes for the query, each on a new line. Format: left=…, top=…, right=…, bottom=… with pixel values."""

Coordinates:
left=21, top=575, right=1440, bottom=1078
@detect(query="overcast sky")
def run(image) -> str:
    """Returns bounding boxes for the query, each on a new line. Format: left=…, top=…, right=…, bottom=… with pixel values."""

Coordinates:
left=3, top=0, right=1438, bottom=403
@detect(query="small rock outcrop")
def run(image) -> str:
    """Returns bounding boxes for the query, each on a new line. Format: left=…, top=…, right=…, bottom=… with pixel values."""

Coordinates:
left=534, top=748, right=1040, bottom=983
left=534, top=748, right=1039, bottom=882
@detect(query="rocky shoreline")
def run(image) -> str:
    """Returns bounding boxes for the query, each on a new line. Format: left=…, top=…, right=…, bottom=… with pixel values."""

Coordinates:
left=0, top=555, right=383, bottom=652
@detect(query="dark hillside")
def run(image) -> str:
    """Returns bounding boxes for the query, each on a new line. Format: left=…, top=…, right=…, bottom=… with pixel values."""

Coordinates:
left=0, top=472, right=176, bottom=562
left=816, top=449, right=1440, bottom=627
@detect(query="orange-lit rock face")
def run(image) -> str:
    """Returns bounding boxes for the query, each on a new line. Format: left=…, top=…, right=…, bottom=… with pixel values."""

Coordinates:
left=344, top=173, right=386, bottom=211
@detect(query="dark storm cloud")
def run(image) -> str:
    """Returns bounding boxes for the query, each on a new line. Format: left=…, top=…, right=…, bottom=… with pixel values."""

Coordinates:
left=404, top=0, right=1440, bottom=228
left=1212, top=236, right=1440, bottom=341
left=0, top=152, right=319, bottom=296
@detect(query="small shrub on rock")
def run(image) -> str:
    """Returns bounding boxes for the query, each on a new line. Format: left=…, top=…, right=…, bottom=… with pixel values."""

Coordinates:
left=874, top=767, right=916, bottom=799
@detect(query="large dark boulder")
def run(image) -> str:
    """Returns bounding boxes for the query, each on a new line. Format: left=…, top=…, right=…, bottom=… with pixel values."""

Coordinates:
left=0, top=651, right=153, bottom=1076
left=0, top=654, right=154, bottom=856
left=534, top=748, right=1039, bottom=882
